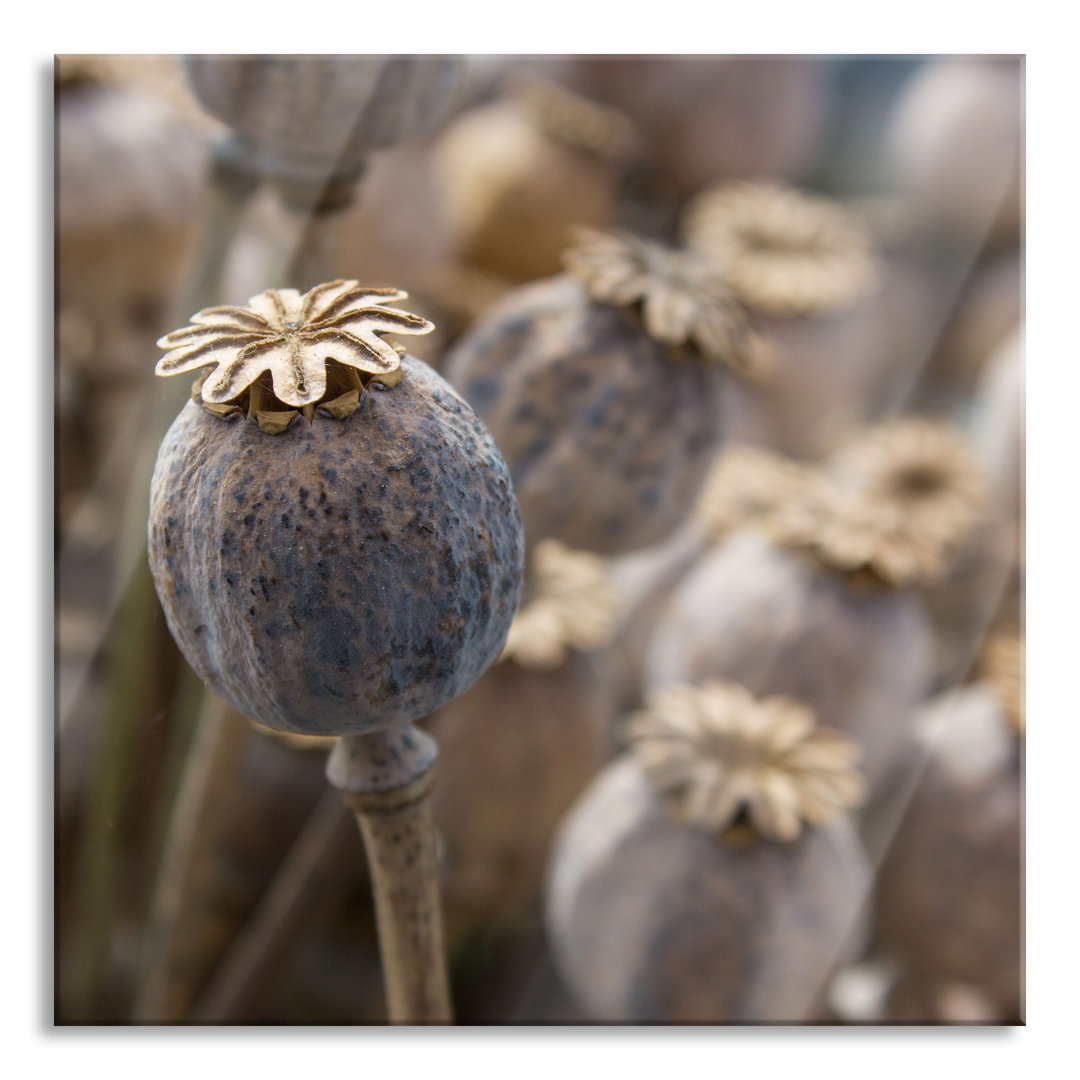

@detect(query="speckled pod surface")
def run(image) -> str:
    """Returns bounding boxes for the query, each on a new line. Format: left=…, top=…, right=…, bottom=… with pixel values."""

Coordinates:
left=874, top=686, right=1022, bottom=1015
left=148, top=355, right=524, bottom=736
left=444, top=275, right=726, bottom=555
left=645, top=530, right=933, bottom=789
left=422, top=651, right=610, bottom=933
left=546, top=757, right=870, bottom=1022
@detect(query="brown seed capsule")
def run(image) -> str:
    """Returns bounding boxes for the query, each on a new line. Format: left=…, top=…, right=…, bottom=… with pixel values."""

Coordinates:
left=683, top=181, right=885, bottom=459
left=444, top=230, right=759, bottom=555
left=645, top=521, right=934, bottom=791
left=825, top=417, right=1004, bottom=690
left=183, top=55, right=468, bottom=200
left=555, top=56, right=830, bottom=198
left=433, top=80, right=638, bottom=282
left=546, top=682, right=870, bottom=1023
left=148, top=284, right=524, bottom=736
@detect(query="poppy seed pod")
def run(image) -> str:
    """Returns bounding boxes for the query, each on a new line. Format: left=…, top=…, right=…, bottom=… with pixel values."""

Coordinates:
left=444, top=228, right=761, bottom=555
left=546, top=681, right=870, bottom=1023
left=182, top=55, right=468, bottom=202
left=825, top=418, right=1002, bottom=690
left=555, top=55, right=830, bottom=198
left=148, top=281, right=524, bottom=737
left=645, top=515, right=935, bottom=792
left=683, top=182, right=886, bottom=459
left=433, top=80, right=639, bottom=282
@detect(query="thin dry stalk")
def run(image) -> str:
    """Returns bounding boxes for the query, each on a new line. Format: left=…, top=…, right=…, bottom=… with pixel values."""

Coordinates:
left=326, top=726, right=453, bottom=1024
left=191, top=788, right=355, bottom=1022
left=132, top=696, right=253, bottom=1022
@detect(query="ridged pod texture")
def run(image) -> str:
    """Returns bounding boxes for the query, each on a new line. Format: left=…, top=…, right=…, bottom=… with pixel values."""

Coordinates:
left=546, top=757, right=870, bottom=1023
left=444, top=275, right=725, bottom=555
left=148, top=355, right=524, bottom=736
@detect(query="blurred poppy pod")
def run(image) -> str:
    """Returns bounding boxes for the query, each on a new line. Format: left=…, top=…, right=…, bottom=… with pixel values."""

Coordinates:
left=683, top=182, right=886, bottom=458
left=433, top=80, right=640, bottom=283
left=147, top=281, right=524, bottom=737
left=873, top=675, right=1023, bottom=1020
left=424, top=540, right=619, bottom=933
left=183, top=55, right=469, bottom=205
left=601, top=444, right=819, bottom=717
left=444, top=228, right=763, bottom=555
left=884, top=56, right=1023, bottom=252
left=645, top=468, right=939, bottom=789
left=556, top=55, right=831, bottom=198
left=546, top=680, right=870, bottom=1022
left=56, top=56, right=212, bottom=375
left=825, top=418, right=1003, bottom=690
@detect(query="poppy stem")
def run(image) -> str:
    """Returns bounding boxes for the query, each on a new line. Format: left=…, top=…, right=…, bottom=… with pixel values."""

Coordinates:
left=326, top=725, right=453, bottom=1024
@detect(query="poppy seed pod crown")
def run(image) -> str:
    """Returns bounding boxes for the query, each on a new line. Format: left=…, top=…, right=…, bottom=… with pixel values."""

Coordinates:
left=148, top=282, right=525, bottom=736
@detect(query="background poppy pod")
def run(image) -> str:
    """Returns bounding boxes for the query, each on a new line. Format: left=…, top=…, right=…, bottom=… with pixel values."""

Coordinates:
left=683, top=182, right=888, bottom=460
left=148, top=335, right=524, bottom=736
left=644, top=528, right=933, bottom=791
left=444, top=230, right=758, bottom=556
left=545, top=682, right=870, bottom=1023
left=182, top=55, right=469, bottom=199
left=423, top=539, right=619, bottom=933
left=873, top=682, right=1023, bottom=1019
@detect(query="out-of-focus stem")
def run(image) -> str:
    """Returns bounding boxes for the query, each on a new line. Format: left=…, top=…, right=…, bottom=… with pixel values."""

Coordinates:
left=191, top=788, right=354, bottom=1023
left=133, top=696, right=253, bottom=1022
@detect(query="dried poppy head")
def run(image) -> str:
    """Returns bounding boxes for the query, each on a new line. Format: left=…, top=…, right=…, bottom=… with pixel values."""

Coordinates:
left=444, top=228, right=751, bottom=555
left=692, top=444, right=821, bottom=543
left=563, top=226, right=763, bottom=377
left=764, top=476, right=953, bottom=589
left=183, top=55, right=467, bottom=199
left=827, top=418, right=987, bottom=556
left=682, top=182, right=880, bottom=318
left=156, top=280, right=435, bottom=432
left=500, top=539, right=621, bottom=671
left=148, top=282, right=524, bottom=737
left=627, top=680, right=866, bottom=843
